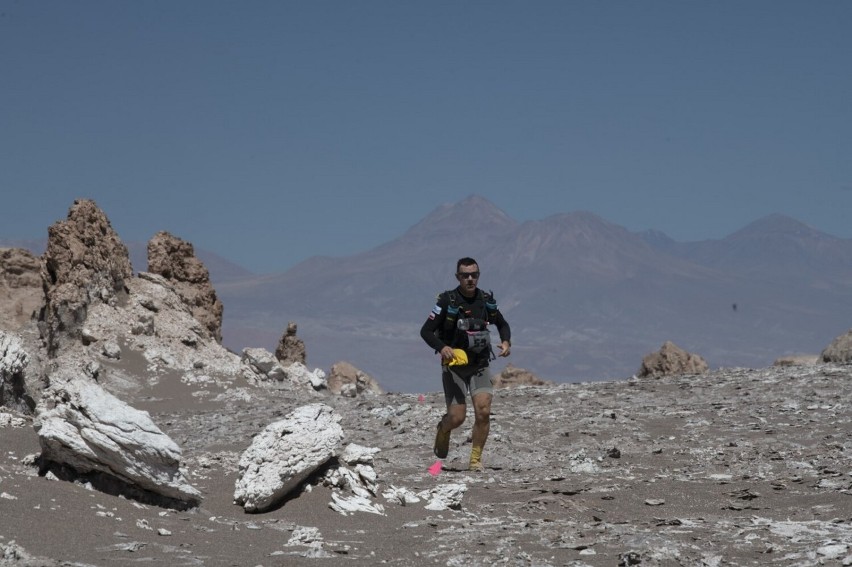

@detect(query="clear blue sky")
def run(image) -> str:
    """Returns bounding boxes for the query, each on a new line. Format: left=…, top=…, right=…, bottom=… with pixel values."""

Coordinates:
left=2, top=1, right=850, bottom=273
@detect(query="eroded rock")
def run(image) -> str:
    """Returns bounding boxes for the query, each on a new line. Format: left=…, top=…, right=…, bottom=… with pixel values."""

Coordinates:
left=638, top=341, right=708, bottom=378
left=820, top=329, right=852, bottom=363
left=327, top=361, right=383, bottom=396
left=275, top=321, right=306, bottom=366
left=0, top=248, right=43, bottom=331
left=146, top=231, right=223, bottom=343
left=39, top=199, right=133, bottom=356
left=493, top=364, right=554, bottom=388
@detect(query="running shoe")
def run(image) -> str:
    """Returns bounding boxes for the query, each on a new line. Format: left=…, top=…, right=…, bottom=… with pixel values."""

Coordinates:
left=433, top=422, right=450, bottom=459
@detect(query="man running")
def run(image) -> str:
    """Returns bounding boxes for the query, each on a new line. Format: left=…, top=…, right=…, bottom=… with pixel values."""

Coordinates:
left=419, top=257, right=511, bottom=471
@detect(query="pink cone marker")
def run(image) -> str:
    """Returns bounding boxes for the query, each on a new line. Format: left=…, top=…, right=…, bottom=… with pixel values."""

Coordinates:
left=428, top=460, right=442, bottom=476
left=417, top=394, right=425, bottom=403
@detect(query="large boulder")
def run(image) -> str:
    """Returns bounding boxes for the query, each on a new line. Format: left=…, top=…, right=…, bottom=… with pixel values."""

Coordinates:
left=233, top=403, right=343, bottom=513
left=820, top=329, right=852, bottom=363
left=637, top=341, right=708, bottom=378
left=0, top=248, right=43, bottom=331
left=146, top=231, right=223, bottom=342
left=327, top=361, right=383, bottom=397
left=39, top=199, right=133, bottom=356
left=274, top=321, right=306, bottom=366
left=34, top=372, right=201, bottom=507
left=493, top=364, right=554, bottom=389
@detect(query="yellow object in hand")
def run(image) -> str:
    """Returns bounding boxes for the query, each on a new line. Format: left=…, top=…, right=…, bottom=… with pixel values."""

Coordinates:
left=448, top=348, right=468, bottom=366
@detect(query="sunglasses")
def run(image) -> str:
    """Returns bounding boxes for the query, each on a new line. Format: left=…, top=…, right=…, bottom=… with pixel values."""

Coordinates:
left=457, top=272, right=480, bottom=280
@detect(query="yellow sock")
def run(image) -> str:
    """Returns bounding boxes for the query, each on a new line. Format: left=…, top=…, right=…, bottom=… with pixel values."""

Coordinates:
left=469, top=445, right=483, bottom=470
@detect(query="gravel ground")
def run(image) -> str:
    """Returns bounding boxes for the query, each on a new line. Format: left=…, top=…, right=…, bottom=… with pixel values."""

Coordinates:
left=2, top=362, right=852, bottom=566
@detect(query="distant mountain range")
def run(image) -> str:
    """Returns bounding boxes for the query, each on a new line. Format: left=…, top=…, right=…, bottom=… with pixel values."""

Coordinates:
left=6, top=196, right=852, bottom=392
left=212, top=195, right=852, bottom=391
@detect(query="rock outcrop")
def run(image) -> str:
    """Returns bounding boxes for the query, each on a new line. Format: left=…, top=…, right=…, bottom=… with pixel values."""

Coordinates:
left=241, top=347, right=288, bottom=382
left=241, top=349, right=327, bottom=391
left=327, top=361, right=383, bottom=397
left=233, top=403, right=343, bottom=513
left=493, top=364, right=554, bottom=388
left=637, top=341, right=708, bottom=378
left=275, top=322, right=306, bottom=366
left=0, top=332, right=36, bottom=413
left=34, top=371, right=201, bottom=508
left=82, top=271, right=249, bottom=394
left=39, top=199, right=133, bottom=356
left=146, top=231, right=223, bottom=342
left=820, top=329, right=852, bottom=363
left=0, top=248, right=43, bottom=331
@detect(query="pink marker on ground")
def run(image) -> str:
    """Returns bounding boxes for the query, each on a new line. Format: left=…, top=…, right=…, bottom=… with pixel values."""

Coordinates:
left=428, top=460, right=442, bottom=476
left=417, top=394, right=425, bottom=403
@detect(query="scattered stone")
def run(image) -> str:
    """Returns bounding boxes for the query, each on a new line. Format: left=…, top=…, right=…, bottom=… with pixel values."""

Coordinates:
left=102, top=340, right=121, bottom=360
left=329, top=492, right=386, bottom=516
left=0, top=412, right=27, bottom=428
left=382, top=485, right=421, bottom=506
left=417, top=483, right=466, bottom=511
left=340, top=443, right=381, bottom=466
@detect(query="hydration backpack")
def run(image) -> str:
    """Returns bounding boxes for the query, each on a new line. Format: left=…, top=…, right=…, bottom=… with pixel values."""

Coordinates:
left=441, top=289, right=498, bottom=360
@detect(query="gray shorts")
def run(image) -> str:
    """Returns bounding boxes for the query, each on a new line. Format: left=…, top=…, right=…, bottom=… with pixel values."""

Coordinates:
left=442, top=366, right=494, bottom=406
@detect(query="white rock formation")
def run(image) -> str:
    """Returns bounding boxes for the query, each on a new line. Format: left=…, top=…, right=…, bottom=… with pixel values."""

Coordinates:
left=340, top=443, right=381, bottom=466
left=34, top=372, right=201, bottom=506
left=84, top=273, right=252, bottom=383
left=241, top=349, right=326, bottom=391
left=381, top=485, right=421, bottom=506
left=0, top=412, right=27, bottom=428
left=0, top=331, right=34, bottom=413
left=282, top=362, right=327, bottom=391
left=241, top=348, right=288, bottom=382
left=417, top=483, right=467, bottom=511
left=328, top=491, right=386, bottom=516
left=1, top=332, right=27, bottom=390
left=233, top=403, right=343, bottom=513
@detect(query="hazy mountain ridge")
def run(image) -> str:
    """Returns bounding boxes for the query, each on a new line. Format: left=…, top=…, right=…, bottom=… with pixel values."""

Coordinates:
left=215, top=196, right=852, bottom=391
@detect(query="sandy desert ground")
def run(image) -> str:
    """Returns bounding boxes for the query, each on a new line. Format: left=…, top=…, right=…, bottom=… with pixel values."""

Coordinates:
left=2, top=360, right=852, bottom=567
